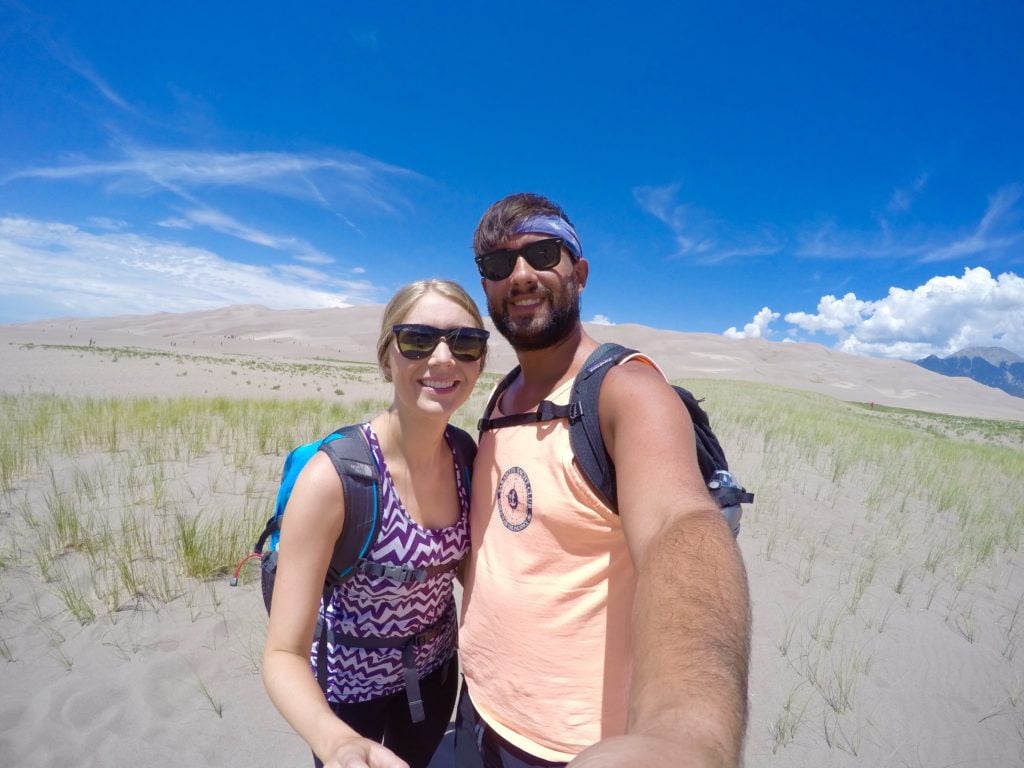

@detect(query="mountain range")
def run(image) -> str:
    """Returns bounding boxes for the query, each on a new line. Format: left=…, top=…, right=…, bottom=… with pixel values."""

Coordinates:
left=915, top=346, right=1024, bottom=399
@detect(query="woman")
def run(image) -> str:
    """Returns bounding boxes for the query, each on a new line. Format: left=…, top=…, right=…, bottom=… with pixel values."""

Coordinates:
left=263, top=279, right=489, bottom=768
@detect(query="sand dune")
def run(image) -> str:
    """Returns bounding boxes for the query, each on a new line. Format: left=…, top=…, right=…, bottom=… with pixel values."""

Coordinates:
left=1, top=306, right=1022, bottom=768
left=2, top=304, right=1021, bottom=421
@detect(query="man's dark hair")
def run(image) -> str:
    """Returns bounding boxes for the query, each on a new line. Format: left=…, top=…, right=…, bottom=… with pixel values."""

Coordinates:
left=473, top=193, right=575, bottom=256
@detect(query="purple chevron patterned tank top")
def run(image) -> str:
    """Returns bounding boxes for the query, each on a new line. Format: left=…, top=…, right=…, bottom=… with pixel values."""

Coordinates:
left=315, top=422, right=470, bottom=703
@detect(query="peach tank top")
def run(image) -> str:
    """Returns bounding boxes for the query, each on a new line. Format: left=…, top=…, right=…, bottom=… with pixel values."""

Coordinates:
left=459, top=361, right=653, bottom=759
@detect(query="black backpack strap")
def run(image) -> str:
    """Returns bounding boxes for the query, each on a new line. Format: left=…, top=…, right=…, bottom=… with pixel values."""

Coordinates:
left=567, top=343, right=635, bottom=513
left=445, top=424, right=478, bottom=492
left=354, top=557, right=459, bottom=583
left=478, top=365, right=579, bottom=431
left=317, top=599, right=457, bottom=723
left=570, top=344, right=753, bottom=516
left=478, top=366, right=522, bottom=432
left=317, top=425, right=381, bottom=585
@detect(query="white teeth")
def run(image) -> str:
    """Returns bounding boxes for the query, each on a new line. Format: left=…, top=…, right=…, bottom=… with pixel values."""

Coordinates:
left=511, top=296, right=542, bottom=306
left=422, top=379, right=456, bottom=389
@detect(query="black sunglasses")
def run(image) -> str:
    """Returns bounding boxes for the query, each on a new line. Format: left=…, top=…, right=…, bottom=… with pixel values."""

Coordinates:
left=392, top=324, right=489, bottom=362
left=475, top=237, right=568, bottom=281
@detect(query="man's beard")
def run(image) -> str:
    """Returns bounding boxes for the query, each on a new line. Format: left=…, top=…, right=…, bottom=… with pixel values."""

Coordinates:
left=489, top=279, right=581, bottom=352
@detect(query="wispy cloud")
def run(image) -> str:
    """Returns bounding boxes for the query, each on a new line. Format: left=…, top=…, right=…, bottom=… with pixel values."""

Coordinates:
left=5, top=147, right=426, bottom=266
left=180, top=207, right=333, bottom=263
left=57, top=49, right=135, bottom=113
left=638, top=177, right=1024, bottom=270
left=350, top=26, right=381, bottom=51
left=887, top=172, right=929, bottom=214
left=0, top=217, right=379, bottom=323
left=6, top=148, right=420, bottom=212
left=632, top=183, right=783, bottom=264
left=796, top=184, right=1024, bottom=263
left=920, top=185, right=1024, bottom=262
left=10, top=5, right=139, bottom=116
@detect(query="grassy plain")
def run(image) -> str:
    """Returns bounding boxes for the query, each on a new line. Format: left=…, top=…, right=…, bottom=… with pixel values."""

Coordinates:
left=1, top=373, right=1022, bottom=766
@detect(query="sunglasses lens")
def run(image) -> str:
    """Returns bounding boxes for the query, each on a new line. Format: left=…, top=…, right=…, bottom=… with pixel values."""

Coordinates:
left=449, top=330, right=488, bottom=361
left=523, top=240, right=562, bottom=270
left=477, top=252, right=515, bottom=280
left=395, top=327, right=440, bottom=359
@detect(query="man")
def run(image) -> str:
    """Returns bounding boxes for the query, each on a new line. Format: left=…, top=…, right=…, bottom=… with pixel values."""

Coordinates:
left=455, top=193, right=751, bottom=768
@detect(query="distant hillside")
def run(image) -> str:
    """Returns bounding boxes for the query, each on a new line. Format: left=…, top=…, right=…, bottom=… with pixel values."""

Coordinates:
left=916, top=346, right=1024, bottom=398
left=4, top=305, right=1024, bottom=421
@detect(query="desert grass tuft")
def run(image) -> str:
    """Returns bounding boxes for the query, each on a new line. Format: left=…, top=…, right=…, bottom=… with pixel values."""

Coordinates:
left=195, top=672, right=224, bottom=718
left=769, top=682, right=809, bottom=753
left=1, top=391, right=394, bottom=626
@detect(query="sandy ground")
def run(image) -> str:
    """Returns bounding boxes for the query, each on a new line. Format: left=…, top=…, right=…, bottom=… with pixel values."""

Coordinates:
left=1, top=305, right=1022, bottom=767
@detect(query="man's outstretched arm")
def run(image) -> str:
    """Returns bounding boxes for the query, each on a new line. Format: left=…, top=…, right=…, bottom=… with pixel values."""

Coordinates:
left=571, top=362, right=751, bottom=767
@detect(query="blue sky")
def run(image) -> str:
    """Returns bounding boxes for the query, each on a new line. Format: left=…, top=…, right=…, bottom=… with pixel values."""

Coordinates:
left=1, top=1, right=1023, bottom=359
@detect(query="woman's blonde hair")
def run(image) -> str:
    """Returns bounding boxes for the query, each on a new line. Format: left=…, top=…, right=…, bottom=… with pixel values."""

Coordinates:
left=376, top=279, right=487, bottom=378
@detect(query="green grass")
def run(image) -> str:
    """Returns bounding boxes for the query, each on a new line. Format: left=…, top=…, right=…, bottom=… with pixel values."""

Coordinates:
left=684, top=378, right=1024, bottom=575
left=0, top=392, right=389, bottom=623
left=2, top=379, right=1021, bottom=642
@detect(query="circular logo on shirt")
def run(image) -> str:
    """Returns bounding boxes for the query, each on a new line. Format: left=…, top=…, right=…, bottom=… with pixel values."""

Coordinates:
left=496, top=466, right=532, bottom=532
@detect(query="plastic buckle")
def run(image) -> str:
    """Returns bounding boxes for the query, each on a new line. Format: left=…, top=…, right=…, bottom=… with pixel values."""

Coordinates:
left=382, top=564, right=410, bottom=582
left=568, top=401, right=583, bottom=422
left=409, top=698, right=426, bottom=723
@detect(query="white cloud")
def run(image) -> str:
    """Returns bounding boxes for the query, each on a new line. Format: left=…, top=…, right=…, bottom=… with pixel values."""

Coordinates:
left=785, top=294, right=874, bottom=334
left=782, top=267, right=1024, bottom=358
left=0, top=217, right=379, bottom=323
left=724, top=307, right=780, bottom=339
left=588, top=314, right=614, bottom=325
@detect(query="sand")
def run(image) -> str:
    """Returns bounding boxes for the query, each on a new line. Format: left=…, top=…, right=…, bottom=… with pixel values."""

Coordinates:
left=1, top=305, right=1022, bottom=768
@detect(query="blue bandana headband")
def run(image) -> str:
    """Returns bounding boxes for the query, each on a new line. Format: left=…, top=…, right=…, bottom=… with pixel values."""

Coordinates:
left=511, top=215, right=583, bottom=261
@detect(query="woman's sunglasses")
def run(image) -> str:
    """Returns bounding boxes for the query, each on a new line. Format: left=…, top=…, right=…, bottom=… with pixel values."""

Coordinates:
left=392, top=324, right=489, bottom=362
left=474, top=237, right=567, bottom=281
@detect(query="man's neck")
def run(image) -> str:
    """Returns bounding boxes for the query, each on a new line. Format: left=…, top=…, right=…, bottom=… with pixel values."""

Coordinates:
left=504, top=325, right=598, bottom=413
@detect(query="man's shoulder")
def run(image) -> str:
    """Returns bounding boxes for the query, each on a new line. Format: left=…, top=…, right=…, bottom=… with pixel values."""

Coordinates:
left=599, top=357, right=691, bottom=425
left=601, top=353, right=670, bottom=390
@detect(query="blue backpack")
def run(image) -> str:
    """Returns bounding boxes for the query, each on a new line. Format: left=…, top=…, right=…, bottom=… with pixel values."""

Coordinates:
left=478, top=343, right=752, bottom=534
left=230, top=423, right=476, bottom=722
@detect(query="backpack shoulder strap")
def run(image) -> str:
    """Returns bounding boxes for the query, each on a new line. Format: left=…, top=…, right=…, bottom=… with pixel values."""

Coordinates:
left=477, top=365, right=545, bottom=431
left=318, top=425, right=381, bottom=585
left=567, top=342, right=635, bottom=513
left=478, top=365, right=578, bottom=431
left=571, top=345, right=753, bottom=515
left=445, top=424, right=478, bottom=491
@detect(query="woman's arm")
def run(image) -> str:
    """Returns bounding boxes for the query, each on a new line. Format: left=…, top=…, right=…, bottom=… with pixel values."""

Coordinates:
left=261, top=451, right=408, bottom=768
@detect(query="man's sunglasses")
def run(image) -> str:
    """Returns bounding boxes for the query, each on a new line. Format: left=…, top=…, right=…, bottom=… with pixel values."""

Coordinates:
left=475, top=237, right=568, bottom=281
left=392, top=324, right=489, bottom=362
